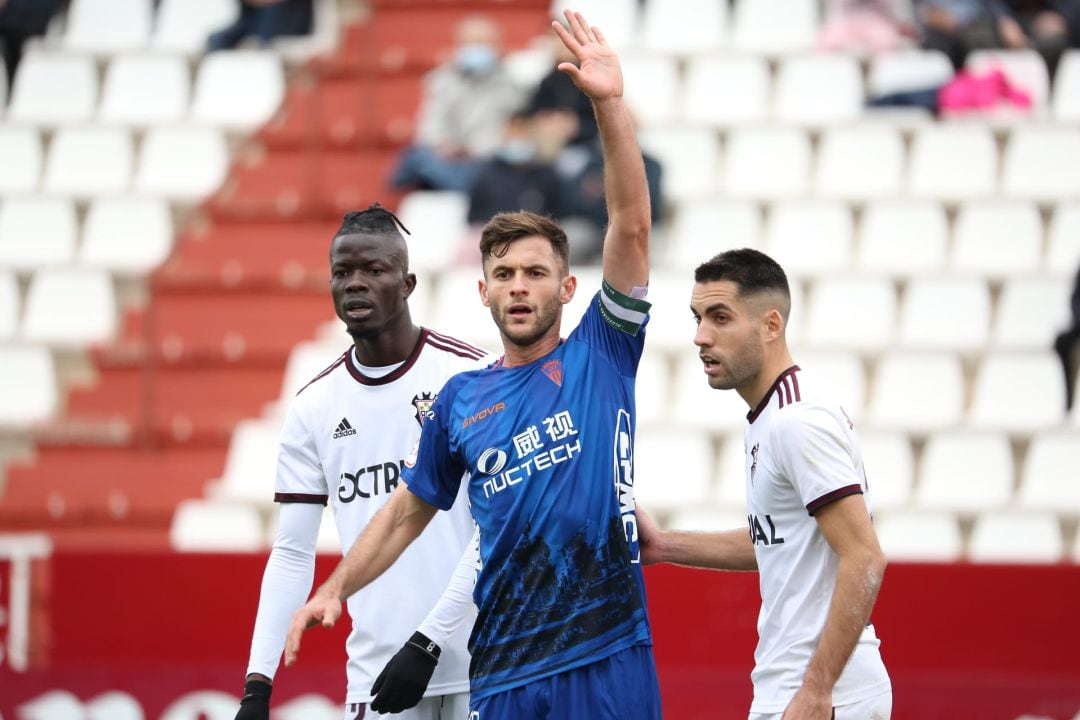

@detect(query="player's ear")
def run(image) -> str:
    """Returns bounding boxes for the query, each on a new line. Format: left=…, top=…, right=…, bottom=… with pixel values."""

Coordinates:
left=559, top=273, right=576, bottom=305
left=478, top=278, right=490, bottom=307
left=403, top=272, right=417, bottom=299
left=763, top=307, right=784, bottom=341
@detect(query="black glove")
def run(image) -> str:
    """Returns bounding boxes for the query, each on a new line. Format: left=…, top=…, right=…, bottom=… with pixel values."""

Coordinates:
left=370, top=631, right=441, bottom=714
left=235, top=678, right=272, bottom=720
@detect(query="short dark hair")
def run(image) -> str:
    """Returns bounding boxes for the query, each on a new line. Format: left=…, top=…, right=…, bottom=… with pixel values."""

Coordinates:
left=479, top=211, right=569, bottom=271
left=335, top=202, right=411, bottom=240
left=695, top=248, right=791, bottom=314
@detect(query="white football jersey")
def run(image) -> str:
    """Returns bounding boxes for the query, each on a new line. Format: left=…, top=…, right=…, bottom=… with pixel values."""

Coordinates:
left=742, top=366, right=891, bottom=713
left=275, top=329, right=489, bottom=703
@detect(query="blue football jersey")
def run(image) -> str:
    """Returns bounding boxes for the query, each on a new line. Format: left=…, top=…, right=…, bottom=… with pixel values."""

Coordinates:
left=403, top=280, right=655, bottom=700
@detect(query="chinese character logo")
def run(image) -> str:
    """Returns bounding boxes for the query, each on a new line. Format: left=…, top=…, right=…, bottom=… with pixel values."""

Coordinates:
left=543, top=411, right=577, bottom=442
left=512, top=425, right=544, bottom=459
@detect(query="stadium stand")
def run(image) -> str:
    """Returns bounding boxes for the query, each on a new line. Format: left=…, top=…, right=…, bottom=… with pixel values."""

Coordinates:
left=0, top=0, right=1077, bottom=565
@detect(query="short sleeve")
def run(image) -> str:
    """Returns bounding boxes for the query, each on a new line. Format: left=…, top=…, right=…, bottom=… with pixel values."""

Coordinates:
left=770, top=405, right=863, bottom=516
left=274, top=402, right=328, bottom=505
left=402, top=388, right=466, bottom=511
left=569, top=280, right=652, bottom=377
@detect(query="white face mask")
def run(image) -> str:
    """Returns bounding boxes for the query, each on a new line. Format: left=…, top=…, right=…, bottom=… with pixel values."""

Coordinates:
left=455, top=43, right=498, bottom=74
left=497, top=139, right=537, bottom=165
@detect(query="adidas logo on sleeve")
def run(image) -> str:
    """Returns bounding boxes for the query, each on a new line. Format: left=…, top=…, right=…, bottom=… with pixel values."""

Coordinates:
left=333, top=417, right=356, bottom=439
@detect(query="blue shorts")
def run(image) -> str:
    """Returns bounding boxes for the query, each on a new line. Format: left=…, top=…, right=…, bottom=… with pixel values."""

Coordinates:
left=469, top=644, right=661, bottom=720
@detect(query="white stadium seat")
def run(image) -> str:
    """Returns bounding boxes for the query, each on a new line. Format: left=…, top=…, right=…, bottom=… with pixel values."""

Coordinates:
left=665, top=199, right=762, bottom=271
left=0, top=345, right=57, bottom=428
left=135, top=126, right=228, bottom=201
left=967, top=50, right=1050, bottom=116
left=503, top=46, right=554, bottom=90
left=672, top=354, right=751, bottom=432
left=171, top=500, right=265, bottom=552
left=993, top=278, right=1072, bottom=349
left=951, top=201, right=1042, bottom=277
left=430, top=269, right=502, bottom=350
left=632, top=429, right=713, bottom=512
left=731, top=0, right=817, bottom=55
left=667, top=508, right=747, bottom=533
left=969, top=511, right=1063, bottom=563
left=636, top=346, right=671, bottom=427
left=154, top=0, right=239, bottom=53
left=723, top=127, right=811, bottom=200
left=190, top=51, right=286, bottom=131
left=766, top=201, right=853, bottom=276
left=278, top=339, right=350, bottom=404
left=0, top=126, right=43, bottom=193
left=682, top=55, right=769, bottom=128
left=639, top=126, right=721, bottom=200
left=621, top=54, right=680, bottom=127
left=212, top=417, right=284, bottom=504
left=815, top=126, right=904, bottom=201
left=899, top=277, right=991, bottom=351
left=80, top=198, right=173, bottom=274
left=859, top=431, right=913, bottom=511
left=857, top=201, right=948, bottom=276
left=792, top=350, right=866, bottom=419
left=0, top=270, right=17, bottom=339
left=715, top=432, right=746, bottom=507
left=639, top=270, right=695, bottom=352
left=64, top=0, right=152, bottom=54
left=1002, top=126, right=1080, bottom=202
left=551, top=0, right=640, bottom=51
left=0, top=198, right=78, bottom=272
left=908, top=124, right=997, bottom=200
left=642, top=0, right=726, bottom=56
left=1052, top=50, right=1080, bottom=121
left=100, top=53, right=191, bottom=126
left=1019, top=431, right=1080, bottom=513
left=8, top=52, right=98, bottom=126
left=875, top=510, right=962, bottom=562
left=43, top=126, right=134, bottom=198
left=395, top=191, right=469, bottom=273
left=21, top=268, right=117, bottom=347
left=869, top=351, right=965, bottom=431
left=774, top=54, right=863, bottom=127
left=868, top=49, right=954, bottom=96
left=1047, top=203, right=1080, bottom=275
left=968, top=352, right=1066, bottom=431
left=917, top=431, right=1014, bottom=511
left=804, top=277, right=896, bottom=352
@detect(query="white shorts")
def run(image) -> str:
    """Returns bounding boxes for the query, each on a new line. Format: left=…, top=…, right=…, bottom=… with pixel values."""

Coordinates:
left=345, top=693, right=471, bottom=720
left=749, top=690, right=892, bottom=720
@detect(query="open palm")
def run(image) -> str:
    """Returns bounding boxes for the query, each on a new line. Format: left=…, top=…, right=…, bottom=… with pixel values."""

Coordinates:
left=552, top=10, right=623, bottom=101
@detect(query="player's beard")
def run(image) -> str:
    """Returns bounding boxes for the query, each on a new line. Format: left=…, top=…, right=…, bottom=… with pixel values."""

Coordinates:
left=492, top=293, right=562, bottom=349
left=708, top=328, right=764, bottom=391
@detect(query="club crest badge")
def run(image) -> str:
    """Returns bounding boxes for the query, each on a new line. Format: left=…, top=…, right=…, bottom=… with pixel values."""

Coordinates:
left=541, top=359, right=563, bottom=387
left=412, top=392, right=437, bottom=428
left=750, top=443, right=760, bottom=484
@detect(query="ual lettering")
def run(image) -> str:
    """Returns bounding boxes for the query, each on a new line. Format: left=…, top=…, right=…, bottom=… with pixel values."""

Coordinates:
left=748, top=513, right=785, bottom=546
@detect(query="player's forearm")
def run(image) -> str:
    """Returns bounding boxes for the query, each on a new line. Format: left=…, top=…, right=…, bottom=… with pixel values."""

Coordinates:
left=801, top=546, right=887, bottom=694
left=319, top=487, right=437, bottom=601
left=595, top=96, right=650, bottom=286
left=660, top=528, right=757, bottom=571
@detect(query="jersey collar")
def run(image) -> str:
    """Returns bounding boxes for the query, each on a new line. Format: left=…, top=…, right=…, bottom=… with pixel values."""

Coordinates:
left=346, top=328, right=429, bottom=386
left=747, top=365, right=801, bottom=424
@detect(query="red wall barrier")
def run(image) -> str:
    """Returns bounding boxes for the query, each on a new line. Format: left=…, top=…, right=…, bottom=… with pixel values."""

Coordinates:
left=1, top=552, right=1078, bottom=719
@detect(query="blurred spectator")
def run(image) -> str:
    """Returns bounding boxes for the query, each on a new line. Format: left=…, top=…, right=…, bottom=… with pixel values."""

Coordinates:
left=916, top=0, right=1003, bottom=69
left=999, top=0, right=1072, bottom=75
left=391, top=15, right=524, bottom=193
left=1054, top=265, right=1080, bottom=410
left=525, top=34, right=598, bottom=148
left=467, top=112, right=563, bottom=226
left=0, top=0, right=65, bottom=91
left=818, top=0, right=919, bottom=54
left=207, top=0, right=313, bottom=53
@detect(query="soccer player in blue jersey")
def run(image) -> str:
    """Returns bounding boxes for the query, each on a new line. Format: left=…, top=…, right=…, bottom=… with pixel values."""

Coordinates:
left=284, top=9, right=661, bottom=719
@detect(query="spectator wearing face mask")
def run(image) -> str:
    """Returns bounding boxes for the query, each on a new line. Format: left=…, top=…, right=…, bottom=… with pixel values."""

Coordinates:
left=390, top=15, right=525, bottom=193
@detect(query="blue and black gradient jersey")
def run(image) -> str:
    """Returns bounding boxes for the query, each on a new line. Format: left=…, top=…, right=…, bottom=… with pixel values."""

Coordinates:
left=403, top=280, right=655, bottom=701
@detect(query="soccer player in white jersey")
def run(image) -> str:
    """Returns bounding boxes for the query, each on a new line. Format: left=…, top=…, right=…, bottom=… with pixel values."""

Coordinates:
left=232, top=204, right=489, bottom=720
left=637, top=249, right=892, bottom=720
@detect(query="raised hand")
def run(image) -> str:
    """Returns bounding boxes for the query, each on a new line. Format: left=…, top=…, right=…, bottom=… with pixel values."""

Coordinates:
left=551, top=10, right=623, bottom=102
left=283, top=590, right=342, bottom=667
